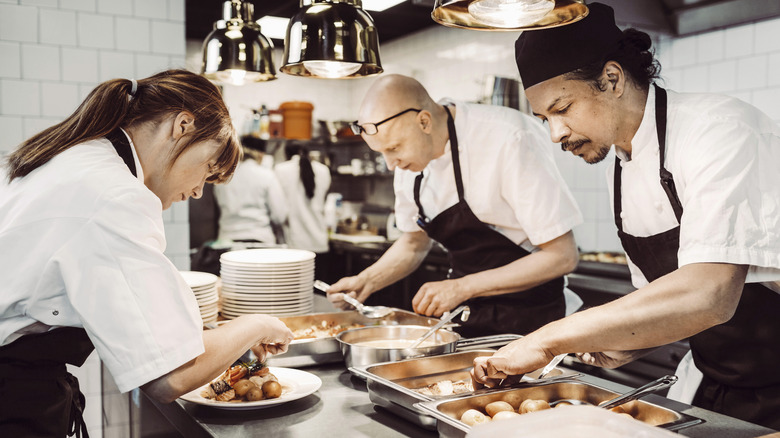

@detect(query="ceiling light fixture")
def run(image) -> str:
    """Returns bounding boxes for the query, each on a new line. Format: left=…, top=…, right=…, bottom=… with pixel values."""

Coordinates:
left=432, top=0, right=588, bottom=31
left=201, top=0, right=276, bottom=85
left=281, top=0, right=383, bottom=79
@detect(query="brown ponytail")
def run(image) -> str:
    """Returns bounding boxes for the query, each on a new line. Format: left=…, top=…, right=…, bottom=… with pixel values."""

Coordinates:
left=5, top=69, right=241, bottom=183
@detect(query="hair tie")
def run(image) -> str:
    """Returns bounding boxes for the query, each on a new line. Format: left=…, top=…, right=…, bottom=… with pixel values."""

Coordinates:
left=129, top=79, right=138, bottom=98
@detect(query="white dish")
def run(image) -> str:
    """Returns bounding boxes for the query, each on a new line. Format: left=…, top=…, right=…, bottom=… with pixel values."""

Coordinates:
left=179, top=271, right=219, bottom=288
left=219, top=267, right=315, bottom=277
left=220, top=283, right=313, bottom=293
left=220, top=292, right=312, bottom=302
left=220, top=249, right=316, bottom=265
left=218, top=275, right=313, bottom=285
left=179, top=367, right=321, bottom=410
left=221, top=301, right=313, bottom=312
left=220, top=307, right=313, bottom=318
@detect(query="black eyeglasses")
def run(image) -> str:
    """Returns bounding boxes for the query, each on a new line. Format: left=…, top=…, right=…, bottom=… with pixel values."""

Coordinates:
left=350, top=108, right=421, bottom=136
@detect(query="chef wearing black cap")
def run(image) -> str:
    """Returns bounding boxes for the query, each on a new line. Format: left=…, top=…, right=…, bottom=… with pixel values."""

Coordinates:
left=472, top=3, right=780, bottom=429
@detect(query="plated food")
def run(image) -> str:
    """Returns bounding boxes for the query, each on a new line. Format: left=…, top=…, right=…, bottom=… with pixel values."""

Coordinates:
left=200, top=361, right=282, bottom=403
left=180, top=366, right=322, bottom=410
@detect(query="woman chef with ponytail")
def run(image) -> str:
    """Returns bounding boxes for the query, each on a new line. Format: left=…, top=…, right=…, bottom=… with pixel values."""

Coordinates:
left=0, top=70, right=293, bottom=437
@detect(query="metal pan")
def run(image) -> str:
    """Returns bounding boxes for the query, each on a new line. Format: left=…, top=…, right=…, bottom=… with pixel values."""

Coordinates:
left=415, top=379, right=704, bottom=438
left=350, top=349, right=578, bottom=430
left=267, top=309, right=439, bottom=367
left=336, top=325, right=521, bottom=369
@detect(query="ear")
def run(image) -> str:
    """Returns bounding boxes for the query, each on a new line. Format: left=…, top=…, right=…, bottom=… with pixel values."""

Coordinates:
left=418, top=110, right=433, bottom=134
left=602, top=61, right=626, bottom=97
left=171, top=111, right=196, bottom=140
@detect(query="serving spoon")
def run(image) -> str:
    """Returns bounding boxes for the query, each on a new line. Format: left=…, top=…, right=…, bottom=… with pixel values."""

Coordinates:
left=314, top=280, right=394, bottom=318
left=549, top=374, right=678, bottom=409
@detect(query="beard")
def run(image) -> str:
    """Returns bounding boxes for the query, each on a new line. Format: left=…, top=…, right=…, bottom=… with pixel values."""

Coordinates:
left=562, top=139, right=610, bottom=165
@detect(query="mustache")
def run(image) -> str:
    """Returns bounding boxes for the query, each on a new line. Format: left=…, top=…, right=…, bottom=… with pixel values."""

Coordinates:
left=561, top=139, right=588, bottom=152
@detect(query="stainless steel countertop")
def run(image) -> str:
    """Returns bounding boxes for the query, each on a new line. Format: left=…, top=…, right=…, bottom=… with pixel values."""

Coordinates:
left=148, top=362, right=775, bottom=438
left=146, top=296, right=776, bottom=437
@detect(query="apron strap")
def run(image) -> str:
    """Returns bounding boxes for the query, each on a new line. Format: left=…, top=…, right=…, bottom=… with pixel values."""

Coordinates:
left=614, top=84, right=683, bottom=231
left=414, top=105, right=463, bottom=227
left=106, top=128, right=138, bottom=178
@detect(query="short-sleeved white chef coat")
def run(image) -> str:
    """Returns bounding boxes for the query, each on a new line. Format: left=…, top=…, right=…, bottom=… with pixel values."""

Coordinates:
left=0, top=132, right=205, bottom=392
left=610, top=86, right=780, bottom=292
left=274, top=156, right=332, bottom=253
left=394, top=100, right=583, bottom=252
left=213, top=158, right=288, bottom=244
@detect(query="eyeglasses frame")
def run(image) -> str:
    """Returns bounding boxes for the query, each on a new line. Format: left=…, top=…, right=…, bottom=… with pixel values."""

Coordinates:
left=350, top=108, right=422, bottom=136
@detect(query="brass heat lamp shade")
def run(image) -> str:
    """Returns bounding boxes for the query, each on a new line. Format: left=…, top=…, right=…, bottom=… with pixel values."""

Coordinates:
left=202, top=0, right=276, bottom=85
left=432, top=0, right=588, bottom=31
left=281, top=0, right=382, bottom=79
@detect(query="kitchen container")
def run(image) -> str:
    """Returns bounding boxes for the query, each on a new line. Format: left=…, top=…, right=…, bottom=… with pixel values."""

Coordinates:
left=279, top=101, right=314, bottom=139
left=268, top=310, right=439, bottom=367
left=415, top=379, right=704, bottom=438
left=336, top=326, right=520, bottom=369
left=466, top=405, right=681, bottom=438
left=349, top=349, right=574, bottom=430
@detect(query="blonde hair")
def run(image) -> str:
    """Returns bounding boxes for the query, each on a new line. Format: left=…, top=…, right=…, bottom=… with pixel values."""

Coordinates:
left=5, top=69, right=241, bottom=183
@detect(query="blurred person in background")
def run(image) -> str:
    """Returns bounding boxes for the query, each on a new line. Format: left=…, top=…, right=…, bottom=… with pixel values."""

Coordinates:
left=275, top=141, right=332, bottom=278
left=0, top=70, right=293, bottom=437
left=213, top=136, right=288, bottom=245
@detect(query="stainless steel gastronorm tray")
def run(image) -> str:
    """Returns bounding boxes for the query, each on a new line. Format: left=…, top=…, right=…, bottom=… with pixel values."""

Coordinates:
left=349, top=349, right=578, bottom=430
left=415, top=379, right=704, bottom=438
left=267, top=309, right=440, bottom=367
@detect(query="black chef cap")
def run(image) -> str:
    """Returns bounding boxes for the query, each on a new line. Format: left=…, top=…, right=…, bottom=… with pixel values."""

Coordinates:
left=515, top=2, right=623, bottom=89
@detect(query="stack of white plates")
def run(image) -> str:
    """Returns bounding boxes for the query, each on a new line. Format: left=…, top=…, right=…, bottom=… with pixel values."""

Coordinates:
left=219, top=248, right=316, bottom=319
left=179, top=271, right=220, bottom=324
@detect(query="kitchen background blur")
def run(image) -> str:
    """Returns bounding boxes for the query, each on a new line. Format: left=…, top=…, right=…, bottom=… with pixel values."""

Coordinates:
left=1, top=0, right=780, bottom=436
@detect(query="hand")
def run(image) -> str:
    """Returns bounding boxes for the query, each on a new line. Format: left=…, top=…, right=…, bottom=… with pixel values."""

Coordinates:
left=471, top=338, right=551, bottom=389
left=412, top=279, right=467, bottom=317
left=326, top=275, right=373, bottom=310
left=575, top=347, right=657, bottom=369
left=249, top=315, right=294, bottom=362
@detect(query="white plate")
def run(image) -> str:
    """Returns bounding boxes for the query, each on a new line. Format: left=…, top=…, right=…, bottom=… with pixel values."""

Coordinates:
left=220, top=249, right=316, bottom=265
left=179, top=271, right=219, bottom=288
left=220, top=293, right=313, bottom=303
left=219, top=267, right=315, bottom=277
left=220, top=307, right=313, bottom=318
left=220, top=283, right=313, bottom=293
left=220, top=300, right=313, bottom=312
left=179, top=367, right=321, bottom=410
left=217, top=275, right=313, bottom=285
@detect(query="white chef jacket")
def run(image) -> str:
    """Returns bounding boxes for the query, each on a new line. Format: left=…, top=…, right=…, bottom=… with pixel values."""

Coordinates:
left=610, top=86, right=780, bottom=292
left=274, top=156, right=332, bottom=253
left=213, top=159, right=288, bottom=244
left=0, top=133, right=205, bottom=393
left=394, top=100, right=583, bottom=251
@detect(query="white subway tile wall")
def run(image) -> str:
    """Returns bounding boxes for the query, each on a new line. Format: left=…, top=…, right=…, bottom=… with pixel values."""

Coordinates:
left=210, top=16, right=780, bottom=254
left=0, top=1, right=188, bottom=436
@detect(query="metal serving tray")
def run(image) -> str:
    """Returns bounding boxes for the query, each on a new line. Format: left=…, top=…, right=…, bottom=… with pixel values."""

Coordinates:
left=349, top=348, right=578, bottom=430
left=415, top=379, right=704, bottom=438
left=267, top=309, right=440, bottom=367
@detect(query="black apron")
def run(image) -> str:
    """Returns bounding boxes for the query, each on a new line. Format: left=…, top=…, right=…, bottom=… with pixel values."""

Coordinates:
left=413, top=107, right=565, bottom=338
left=0, top=129, right=137, bottom=437
left=614, top=85, right=780, bottom=430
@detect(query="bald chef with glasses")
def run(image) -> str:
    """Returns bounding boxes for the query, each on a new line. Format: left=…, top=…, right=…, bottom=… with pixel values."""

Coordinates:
left=325, top=74, right=584, bottom=337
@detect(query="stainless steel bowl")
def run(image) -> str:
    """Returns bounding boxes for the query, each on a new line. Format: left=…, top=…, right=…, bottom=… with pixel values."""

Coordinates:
left=336, top=325, right=461, bottom=368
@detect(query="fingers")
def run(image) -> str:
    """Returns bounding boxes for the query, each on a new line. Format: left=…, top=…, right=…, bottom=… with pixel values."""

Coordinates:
left=470, top=357, right=503, bottom=389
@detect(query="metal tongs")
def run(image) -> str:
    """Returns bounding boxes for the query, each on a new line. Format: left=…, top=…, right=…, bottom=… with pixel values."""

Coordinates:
left=408, top=305, right=470, bottom=349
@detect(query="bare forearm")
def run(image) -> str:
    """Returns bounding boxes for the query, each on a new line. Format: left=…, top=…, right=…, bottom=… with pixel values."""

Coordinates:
left=533, top=263, right=747, bottom=355
left=360, top=232, right=432, bottom=291
left=142, top=315, right=275, bottom=402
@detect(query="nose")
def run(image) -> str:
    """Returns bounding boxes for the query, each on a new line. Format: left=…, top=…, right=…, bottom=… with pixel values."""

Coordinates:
left=192, top=182, right=205, bottom=199
left=548, top=118, right=571, bottom=145
left=382, top=153, right=397, bottom=171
